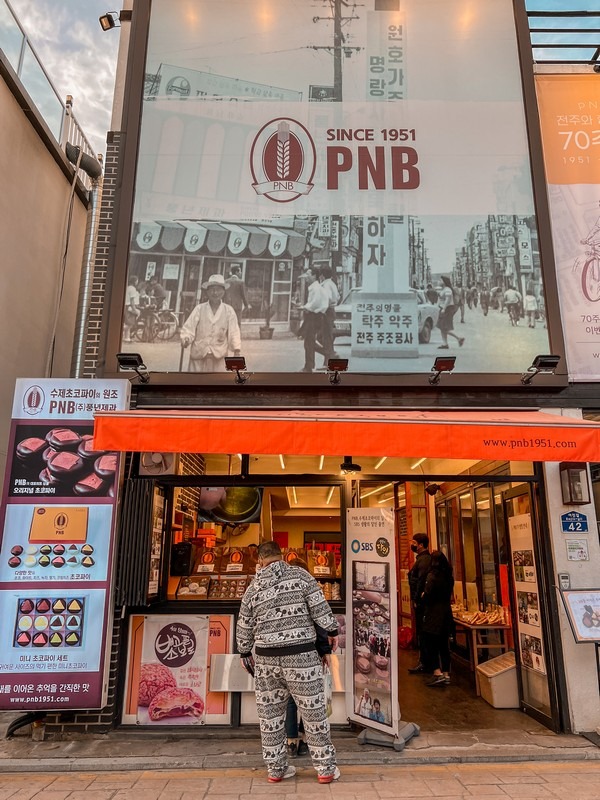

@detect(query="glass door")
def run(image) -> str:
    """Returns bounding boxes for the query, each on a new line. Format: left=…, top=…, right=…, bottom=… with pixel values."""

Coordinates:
left=503, top=485, right=561, bottom=730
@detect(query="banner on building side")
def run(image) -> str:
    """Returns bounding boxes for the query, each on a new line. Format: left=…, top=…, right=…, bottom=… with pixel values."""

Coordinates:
left=0, top=379, right=129, bottom=710
left=117, top=0, right=552, bottom=377
left=346, top=508, right=399, bottom=737
left=536, top=74, right=600, bottom=381
left=136, top=615, right=209, bottom=725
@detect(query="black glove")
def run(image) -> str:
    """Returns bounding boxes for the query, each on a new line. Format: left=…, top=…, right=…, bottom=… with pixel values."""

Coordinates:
left=241, top=655, right=255, bottom=677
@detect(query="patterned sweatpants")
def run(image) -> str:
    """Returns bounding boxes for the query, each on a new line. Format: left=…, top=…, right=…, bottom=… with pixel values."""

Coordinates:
left=254, top=649, right=336, bottom=779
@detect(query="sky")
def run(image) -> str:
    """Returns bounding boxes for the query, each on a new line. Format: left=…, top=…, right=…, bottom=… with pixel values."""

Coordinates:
left=9, top=0, right=124, bottom=157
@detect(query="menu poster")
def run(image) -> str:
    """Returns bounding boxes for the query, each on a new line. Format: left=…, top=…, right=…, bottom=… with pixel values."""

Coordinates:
left=509, top=514, right=546, bottom=675
left=0, top=378, right=129, bottom=710
left=346, top=509, right=399, bottom=738
left=136, top=615, right=209, bottom=725
left=148, top=488, right=165, bottom=597
left=560, top=590, right=600, bottom=644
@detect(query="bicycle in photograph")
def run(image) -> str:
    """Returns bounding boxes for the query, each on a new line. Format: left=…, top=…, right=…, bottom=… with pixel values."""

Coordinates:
left=580, top=241, right=600, bottom=302
left=131, top=305, right=179, bottom=342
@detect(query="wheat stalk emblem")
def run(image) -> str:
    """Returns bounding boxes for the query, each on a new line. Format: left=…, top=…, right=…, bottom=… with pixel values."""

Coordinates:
left=276, top=121, right=290, bottom=179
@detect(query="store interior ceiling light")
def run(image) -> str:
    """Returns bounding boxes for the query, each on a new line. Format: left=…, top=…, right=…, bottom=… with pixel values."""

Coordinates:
left=429, top=355, right=456, bottom=385
left=411, top=457, right=426, bottom=470
left=327, top=357, right=349, bottom=385
left=360, top=482, right=393, bottom=500
left=521, top=354, right=561, bottom=385
left=224, top=355, right=249, bottom=384
left=279, top=454, right=286, bottom=470
left=319, top=455, right=325, bottom=471
left=326, top=486, right=335, bottom=505
left=374, top=456, right=387, bottom=470
left=116, top=352, right=149, bottom=383
left=340, top=455, right=362, bottom=475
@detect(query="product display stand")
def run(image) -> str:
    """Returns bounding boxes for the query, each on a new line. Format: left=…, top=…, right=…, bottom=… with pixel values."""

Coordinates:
left=357, top=720, right=420, bottom=751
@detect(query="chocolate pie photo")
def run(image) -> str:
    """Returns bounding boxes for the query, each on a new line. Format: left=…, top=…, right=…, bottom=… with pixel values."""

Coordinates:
left=9, top=423, right=119, bottom=498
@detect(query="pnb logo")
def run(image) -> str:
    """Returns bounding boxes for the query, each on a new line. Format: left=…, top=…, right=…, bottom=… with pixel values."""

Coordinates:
left=250, top=118, right=316, bottom=203
left=22, top=385, right=45, bottom=416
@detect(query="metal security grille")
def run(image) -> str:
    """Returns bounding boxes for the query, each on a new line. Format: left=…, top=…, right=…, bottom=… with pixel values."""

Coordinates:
left=115, top=478, right=155, bottom=606
left=527, top=9, right=600, bottom=65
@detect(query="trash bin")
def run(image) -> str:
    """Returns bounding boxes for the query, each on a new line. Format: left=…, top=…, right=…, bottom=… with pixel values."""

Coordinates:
left=476, top=651, right=519, bottom=709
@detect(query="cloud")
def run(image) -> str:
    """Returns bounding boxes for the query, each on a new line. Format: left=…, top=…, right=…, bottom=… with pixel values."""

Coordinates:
left=8, top=0, right=122, bottom=156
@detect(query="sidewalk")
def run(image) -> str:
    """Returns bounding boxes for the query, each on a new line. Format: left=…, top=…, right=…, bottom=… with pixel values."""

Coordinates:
left=0, top=725, right=598, bottom=774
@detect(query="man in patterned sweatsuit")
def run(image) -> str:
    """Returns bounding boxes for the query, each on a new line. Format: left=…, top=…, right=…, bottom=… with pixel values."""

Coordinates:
left=237, top=541, right=340, bottom=784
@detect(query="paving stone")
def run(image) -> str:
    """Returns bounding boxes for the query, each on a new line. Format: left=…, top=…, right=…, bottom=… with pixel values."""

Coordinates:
left=422, top=777, right=466, bottom=796
left=376, top=780, right=434, bottom=797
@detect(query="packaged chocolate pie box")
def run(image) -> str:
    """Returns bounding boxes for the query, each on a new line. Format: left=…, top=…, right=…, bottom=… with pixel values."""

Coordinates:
left=221, top=546, right=248, bottom=573
left=306, top=549, right=335, bottom=577
left=193, top=547, right=222, bottom=574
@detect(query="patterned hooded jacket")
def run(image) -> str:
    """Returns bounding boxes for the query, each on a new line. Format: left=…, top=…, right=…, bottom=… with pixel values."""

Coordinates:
left=236, top=560, right=338, bottom=657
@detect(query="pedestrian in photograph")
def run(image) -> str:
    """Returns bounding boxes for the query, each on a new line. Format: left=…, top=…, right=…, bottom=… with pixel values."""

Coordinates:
left=148, top=274, right=168, bottom=310
left=407, top=533, right=432, bottom=674
left=224, top=264, right=248, bottom=328
left=421, top=550, right=455, bottom=687
left=299, top=266, right=328, bottom=373
left=524, top=289, right=538, bottom=328
left=503, top=284, right=522, bottom=326
left=479, top=286, right=490, bottom=316
left=436, top=276, right=465, bottom=349
left=237, top=541, right=340, bottom=784
left=317, top=265, right=340, bottom=367
left=356, top=687, right=373, bottom=717
left=123, top=275, right=140, bottom=342
left=180, top=273, right=241, bottom=372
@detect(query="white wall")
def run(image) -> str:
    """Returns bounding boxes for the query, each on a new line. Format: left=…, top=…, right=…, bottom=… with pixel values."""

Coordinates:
left=543, top=409, right=600, bottom=734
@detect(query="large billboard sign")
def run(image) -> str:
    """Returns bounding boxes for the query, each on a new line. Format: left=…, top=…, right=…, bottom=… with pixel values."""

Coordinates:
left=0, top=379, right=129, bottom=710
left=536, top=74, right=600, bottom=381
left=118, top=0, right=551, bottom=376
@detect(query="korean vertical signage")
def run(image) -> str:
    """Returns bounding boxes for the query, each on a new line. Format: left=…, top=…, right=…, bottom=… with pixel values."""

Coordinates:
left=509, top=514, right=546, bottom=676
left=0, top=379, right=129, bottom=710
left=536, top=74, right=600, bottom=381
left=346, top=508, right=399, bottom=737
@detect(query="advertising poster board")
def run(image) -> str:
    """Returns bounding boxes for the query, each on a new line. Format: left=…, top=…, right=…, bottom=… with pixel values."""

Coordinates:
left=346, top=508, right=399, bottom=737
left=536, top=74, right=600, bottom=381
left=118, top=0, right=551, bottom=377
left=0, top=379, right=129, bottom=710
left=136, top=615, right=209, bottom=725
left=509, top=514, right=546, bottom=675
left=560, top=589, right=600, bottom=643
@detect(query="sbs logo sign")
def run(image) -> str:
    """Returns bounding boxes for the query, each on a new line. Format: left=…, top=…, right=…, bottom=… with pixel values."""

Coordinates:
left=250, top=117, right=316, bottom=203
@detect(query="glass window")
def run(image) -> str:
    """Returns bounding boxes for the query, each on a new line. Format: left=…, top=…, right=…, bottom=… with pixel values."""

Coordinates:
left=460, top=491, right=478, bottom=610
left=475, top=486, right=497, bottom=606
left=20, top=43, right=63, bottom=140
left=0, top=1, right=24, bottom=68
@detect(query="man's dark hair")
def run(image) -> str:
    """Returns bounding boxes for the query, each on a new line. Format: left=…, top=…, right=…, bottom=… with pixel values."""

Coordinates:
left=320, top=265, right=333, bottom=279
left=257, top=541, right=282, bottom=559
left=413, top=533, right=429, bottom=549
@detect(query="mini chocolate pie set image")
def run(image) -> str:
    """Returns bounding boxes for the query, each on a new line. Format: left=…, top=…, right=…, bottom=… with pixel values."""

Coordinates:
left=8, top=541, right=95, bottom=571
left=13, top=426, right=117, bottom=498
left=13, top=596, right=85, bottom=649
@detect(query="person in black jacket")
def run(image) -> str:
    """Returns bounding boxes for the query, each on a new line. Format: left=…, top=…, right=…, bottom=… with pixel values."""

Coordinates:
left=421, top=550, right=455, bottom=686
left=407, top=533, right=432, bottom=673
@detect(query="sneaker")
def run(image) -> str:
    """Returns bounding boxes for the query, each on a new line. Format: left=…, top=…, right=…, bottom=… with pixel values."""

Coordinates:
left=268, top=765, right=297, bottom=783
left=287, top=742, right=298, bottom=759
left=318, top=767, right=341, bottom=784
left=458, top=337, right=465, bottom=347
left=297, top=740, right=309, bottom=757
left=426, top=675, right=448, bottom=687
left=408, top=664, right=426, bottom=674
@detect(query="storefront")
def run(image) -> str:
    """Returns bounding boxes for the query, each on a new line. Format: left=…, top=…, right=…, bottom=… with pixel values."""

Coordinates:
left=89, top=409, right=600, bottom=734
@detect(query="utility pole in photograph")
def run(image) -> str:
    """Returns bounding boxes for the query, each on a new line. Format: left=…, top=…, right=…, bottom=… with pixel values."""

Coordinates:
left=311, top=0, right=360, bottom=102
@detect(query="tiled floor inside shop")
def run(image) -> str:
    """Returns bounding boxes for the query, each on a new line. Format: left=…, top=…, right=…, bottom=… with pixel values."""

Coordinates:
left=397, top=649, right=548, bottom=733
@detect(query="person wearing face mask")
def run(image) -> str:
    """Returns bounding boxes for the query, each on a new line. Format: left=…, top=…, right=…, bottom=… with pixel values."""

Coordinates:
left=407, top=533, right=432, bottom=674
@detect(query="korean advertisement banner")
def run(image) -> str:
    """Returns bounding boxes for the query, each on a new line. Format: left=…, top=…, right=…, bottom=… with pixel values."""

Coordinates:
left=0, top=379, right=129, bottom=710
left=118, top=0, right=551, bottom=376
left=536, top=74, right=600, bottom=381
left=345, top=508, right=399, bottom=737
left=136, top=615, right=209, bottom=725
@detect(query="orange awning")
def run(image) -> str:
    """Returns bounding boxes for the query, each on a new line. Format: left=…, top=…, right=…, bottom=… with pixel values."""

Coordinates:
left=93, top=409, right=600, bottom=463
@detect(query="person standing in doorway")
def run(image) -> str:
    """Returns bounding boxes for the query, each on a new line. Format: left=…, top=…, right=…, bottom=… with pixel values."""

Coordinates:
left=299, top=267, right=328, bottom=373
left=407, top=533, right=432, bottom=674
left=421, top=550, right=455, bottom=687
left=123, top=275, right=140, bottom=342
left=224, top=264, right=248, bottom=328
left=180, top=273, right=241, bottom=372
left=237, top=541, right=340, bottom=784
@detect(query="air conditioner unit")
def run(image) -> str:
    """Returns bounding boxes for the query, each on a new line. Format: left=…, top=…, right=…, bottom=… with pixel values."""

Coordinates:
left=139, top=452, right=180, bottom=476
